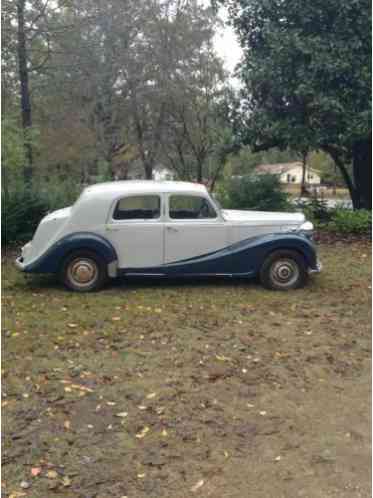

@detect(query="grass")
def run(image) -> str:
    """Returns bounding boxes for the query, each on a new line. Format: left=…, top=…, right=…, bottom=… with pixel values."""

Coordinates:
left=2, top=241, right=371, bottom=498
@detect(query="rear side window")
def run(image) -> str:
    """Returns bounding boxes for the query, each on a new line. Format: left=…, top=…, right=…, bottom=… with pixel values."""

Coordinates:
left=113, top=195, right=161, bottom=220
left=169, top=195, right=217, bottom=219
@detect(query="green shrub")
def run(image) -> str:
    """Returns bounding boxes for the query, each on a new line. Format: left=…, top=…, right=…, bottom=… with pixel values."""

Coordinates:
left=327, top=209, right=371, bottom=234
left=2, top=180, right=82, bottom=245
left=299, top=197, right=332, bottom=223
left=222, top=174, right=293, bottom=211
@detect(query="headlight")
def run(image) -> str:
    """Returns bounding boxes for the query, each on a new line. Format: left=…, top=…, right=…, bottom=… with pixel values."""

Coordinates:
left=300, top=221, right=314, bottom=231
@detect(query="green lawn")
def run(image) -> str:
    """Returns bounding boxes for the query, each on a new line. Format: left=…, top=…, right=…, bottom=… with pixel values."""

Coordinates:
left=2, top=242, right=371, bottom=498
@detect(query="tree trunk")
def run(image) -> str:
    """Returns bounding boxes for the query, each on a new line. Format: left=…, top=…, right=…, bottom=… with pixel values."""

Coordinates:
left=196, top=160, right=203, bottom=183
left=323, top=146, right=359, bottom=209
left=144, top=162, right=153, bottom=180
left=17, top=0, right=33, bottom=185
left=353, top=137, right=372, bottom=209
left=300, top=151, right=307, bottom=196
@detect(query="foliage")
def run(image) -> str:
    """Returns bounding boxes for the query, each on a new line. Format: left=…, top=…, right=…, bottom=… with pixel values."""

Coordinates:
left=2, top=180, right=81, bottom=245
left=326, top=209, right=371, bottom=235
left=2, top=117, right=25, bottom=171
left=221, top=173, right=293, bottom=211
left=223, top=0, right=372, bottom=208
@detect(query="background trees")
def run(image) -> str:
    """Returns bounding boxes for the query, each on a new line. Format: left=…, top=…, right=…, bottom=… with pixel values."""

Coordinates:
left=3, top=0, right=234, bottom=188
left=221, top=0, right=371, bottom=208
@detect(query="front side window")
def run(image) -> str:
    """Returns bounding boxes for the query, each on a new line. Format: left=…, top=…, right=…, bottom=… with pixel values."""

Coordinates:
left=113, top=195, right=161, bottom=220
left=169, top=195, right=217, bottom=220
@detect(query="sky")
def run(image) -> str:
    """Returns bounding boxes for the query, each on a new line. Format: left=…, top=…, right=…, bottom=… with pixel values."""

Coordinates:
left=212, top=7, right=242, bottom=76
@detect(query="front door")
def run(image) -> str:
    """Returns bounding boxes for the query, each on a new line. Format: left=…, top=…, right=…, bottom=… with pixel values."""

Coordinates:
left=106, top=194, right=163, bottom=269
left=164, top=193, right=228, bottom=268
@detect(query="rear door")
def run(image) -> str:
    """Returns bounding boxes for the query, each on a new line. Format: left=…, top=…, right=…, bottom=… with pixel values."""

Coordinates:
left=106, top=194, right=164, bottom=269
left=164, top=193, right=229, bottom=267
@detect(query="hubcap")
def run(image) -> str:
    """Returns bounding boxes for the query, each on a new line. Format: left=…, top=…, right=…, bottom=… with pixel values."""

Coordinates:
left=68, top=258, right=98, bottom=288
left=270, top=258, right=299, bottom=288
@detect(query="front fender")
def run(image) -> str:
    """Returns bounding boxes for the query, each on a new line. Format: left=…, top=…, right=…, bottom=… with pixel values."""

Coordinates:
left=20, top=232, right=118, bottom=275
left=230, top=232, right=318, bottom=275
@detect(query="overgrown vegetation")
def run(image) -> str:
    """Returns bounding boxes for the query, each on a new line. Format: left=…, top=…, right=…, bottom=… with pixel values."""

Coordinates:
left=217, top=174, right=293, bottom=212
left=298, top=199, right=371, bottom=235
left=2, top=181, right=81, bottom=245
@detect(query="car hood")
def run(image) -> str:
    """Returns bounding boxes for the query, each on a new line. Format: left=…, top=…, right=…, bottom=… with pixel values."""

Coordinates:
left=221, top=209, right=305, bottom=225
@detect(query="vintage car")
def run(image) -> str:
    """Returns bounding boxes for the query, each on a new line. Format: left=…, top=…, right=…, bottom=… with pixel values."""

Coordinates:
left=16, top=181, right=321, bottom=292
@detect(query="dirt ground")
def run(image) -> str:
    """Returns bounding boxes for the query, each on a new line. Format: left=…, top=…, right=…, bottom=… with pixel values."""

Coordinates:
left=2, top=242, right=371, bottom=498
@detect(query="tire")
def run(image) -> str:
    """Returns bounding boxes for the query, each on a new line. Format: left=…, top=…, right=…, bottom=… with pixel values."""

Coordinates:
left=259, top=249, right=308, bottom=291
left=60, top=250, right=108, bottom=292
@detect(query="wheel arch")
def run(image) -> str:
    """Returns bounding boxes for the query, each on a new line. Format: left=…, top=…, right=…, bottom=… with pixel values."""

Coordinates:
left=23, top=232, right=118, bottom=276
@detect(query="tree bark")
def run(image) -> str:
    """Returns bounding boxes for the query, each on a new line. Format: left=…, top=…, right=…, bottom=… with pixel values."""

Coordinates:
left=352, top=136, right=372, bottom=209
left=323, top=146, right=359, bottom=209
left=300, top=151, right=308, bottom=196
left=17, top=0, right=33, bottom=185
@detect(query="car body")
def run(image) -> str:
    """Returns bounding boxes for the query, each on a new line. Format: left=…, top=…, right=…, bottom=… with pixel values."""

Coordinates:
left=15, top=180, right=321, bottom=291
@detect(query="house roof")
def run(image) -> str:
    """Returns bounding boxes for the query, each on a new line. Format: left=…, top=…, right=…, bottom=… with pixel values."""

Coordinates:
left=255, top=162, right=320, bottom=175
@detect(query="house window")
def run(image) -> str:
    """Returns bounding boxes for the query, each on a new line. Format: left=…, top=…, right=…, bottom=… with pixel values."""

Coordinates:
left=291, top=176, right=296, bottom=182
left=169, top=195, right=217, bottom=219
left=287, top=174, right=291, bottom=183
left=113, top=195, right=161, bottom=220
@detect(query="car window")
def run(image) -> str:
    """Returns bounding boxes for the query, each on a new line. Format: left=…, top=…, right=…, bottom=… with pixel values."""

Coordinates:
left=169, top=195, right=217, bottom=220
left=113, top=195, right=161, bottom=220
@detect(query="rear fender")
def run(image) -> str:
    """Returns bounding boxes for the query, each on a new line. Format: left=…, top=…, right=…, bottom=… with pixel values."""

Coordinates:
left=22, top=232, right=118, bottom=276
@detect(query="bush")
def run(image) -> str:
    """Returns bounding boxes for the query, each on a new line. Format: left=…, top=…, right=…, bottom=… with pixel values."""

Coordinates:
left=327, top=209, right=371, bottom=235
left=2, top=180, right=82, bottom=245
left=221, top=174, right=293, bottom=211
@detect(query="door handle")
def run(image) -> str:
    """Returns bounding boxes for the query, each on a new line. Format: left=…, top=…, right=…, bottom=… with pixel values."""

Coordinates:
left=166, top=226, right=179, bottom=233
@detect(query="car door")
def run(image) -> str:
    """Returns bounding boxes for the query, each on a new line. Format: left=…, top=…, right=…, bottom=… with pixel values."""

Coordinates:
left=164, top=193, right=229, bottom=268
left=106, top=193, right=164, bottom=269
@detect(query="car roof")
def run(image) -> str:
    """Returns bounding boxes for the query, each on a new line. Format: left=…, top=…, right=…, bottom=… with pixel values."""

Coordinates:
left=82, top=180, right=208, bottom=198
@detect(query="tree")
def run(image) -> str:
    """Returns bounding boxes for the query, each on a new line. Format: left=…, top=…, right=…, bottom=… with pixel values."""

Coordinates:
left=222, top=0, right=372, bottom=208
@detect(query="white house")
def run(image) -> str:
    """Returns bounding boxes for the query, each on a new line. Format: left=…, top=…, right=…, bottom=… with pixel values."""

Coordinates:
left=153, top=167, right=175, bottom=181
left=255, top=162, right=321, bottom=185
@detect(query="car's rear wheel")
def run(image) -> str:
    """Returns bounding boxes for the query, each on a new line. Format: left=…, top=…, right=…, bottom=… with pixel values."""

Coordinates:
left=260, top=249, right=308, bottom=291
left=60, top=250, right=108, bottom=292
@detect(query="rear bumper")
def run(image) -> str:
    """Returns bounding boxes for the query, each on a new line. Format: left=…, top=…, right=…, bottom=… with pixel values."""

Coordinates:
left=15, top=256, right=27, bottom=271
left=309, top=260, right=322, bottom=274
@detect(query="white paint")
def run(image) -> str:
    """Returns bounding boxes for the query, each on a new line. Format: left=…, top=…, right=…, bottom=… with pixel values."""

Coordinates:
left=20, top=180, right=310, bottom=271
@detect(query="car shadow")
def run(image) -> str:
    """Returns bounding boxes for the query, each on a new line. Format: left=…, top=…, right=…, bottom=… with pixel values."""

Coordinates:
left=19, top=273, right=259, bottom=293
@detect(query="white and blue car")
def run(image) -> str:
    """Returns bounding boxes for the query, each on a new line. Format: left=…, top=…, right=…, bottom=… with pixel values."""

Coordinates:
left=16, top=181, right=321, bottom=292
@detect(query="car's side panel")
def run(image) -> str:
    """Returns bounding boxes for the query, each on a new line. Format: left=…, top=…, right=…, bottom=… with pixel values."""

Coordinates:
left=106, top=222, right=164, bottom=268
left=18, top=232, right=118, bottom=274
left=164, top=222, right=229, bottom=264
left=120, top=233, right=318, bottom=277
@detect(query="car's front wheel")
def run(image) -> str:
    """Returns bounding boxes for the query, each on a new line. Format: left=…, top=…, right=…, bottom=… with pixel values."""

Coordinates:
left=260, top=249, right=308, bottom=291
left=60, top=250, right=108, bottom=292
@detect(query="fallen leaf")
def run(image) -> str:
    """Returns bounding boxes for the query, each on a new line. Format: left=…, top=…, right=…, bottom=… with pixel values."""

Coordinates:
left=46, top=470, right=58, bottom=479
left=67, top=323, right=78, bottom=328
left=191, top=479, right=204, bottom=492
left=115, top=412, right=128, bottom=418
left=215, top=354, right=231, bottom=362
left=136, top=426, right=150, bottom=438
left=146, top=392, right=157, bottom=399
left=137, top=473, right=146, bottom=478
left=62, top=476, right=71, bottom=487
left=64, top=420, right=71, bottom=430
left=31, top=467, right=41, bottom=477
left=112, top=317, right=121, bottom=321
left=259, top=410, right=267, bottom=416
